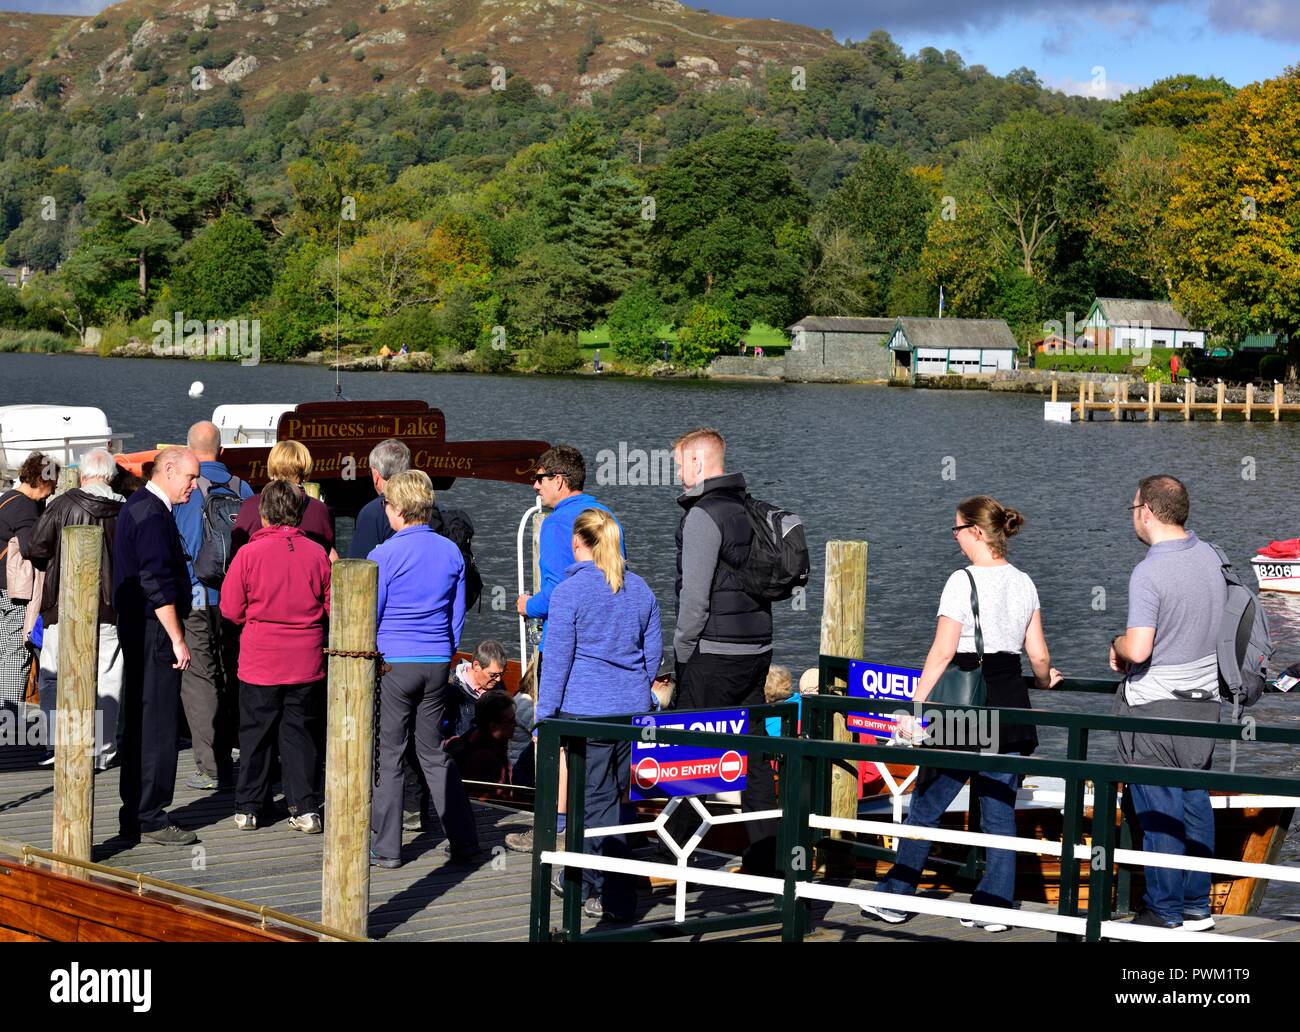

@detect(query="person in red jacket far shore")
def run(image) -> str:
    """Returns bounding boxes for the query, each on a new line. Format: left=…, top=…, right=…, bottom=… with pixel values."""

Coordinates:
left=220, top=479, right=331, bottom=834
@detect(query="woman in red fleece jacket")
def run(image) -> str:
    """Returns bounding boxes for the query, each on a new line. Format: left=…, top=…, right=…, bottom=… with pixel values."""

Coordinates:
left=220, top=480, right=331, bottom=833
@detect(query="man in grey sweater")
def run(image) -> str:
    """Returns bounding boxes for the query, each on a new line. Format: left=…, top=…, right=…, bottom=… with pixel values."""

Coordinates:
left=672, top=427, right=778, bottom=874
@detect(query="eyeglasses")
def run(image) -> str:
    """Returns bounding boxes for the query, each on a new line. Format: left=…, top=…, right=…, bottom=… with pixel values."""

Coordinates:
left=1128, top=502, right=1146, bottom=512
left=532, top=471, right=562, bottom=484
left=483, top=670, right=504, bottom=685
left=951, top=524, right=975, bottom=536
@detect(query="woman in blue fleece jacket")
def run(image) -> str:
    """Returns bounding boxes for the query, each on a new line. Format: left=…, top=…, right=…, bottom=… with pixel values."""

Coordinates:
left=368, top=470, right=479, bottom=868
left=538, top=508, right=660, bottom=921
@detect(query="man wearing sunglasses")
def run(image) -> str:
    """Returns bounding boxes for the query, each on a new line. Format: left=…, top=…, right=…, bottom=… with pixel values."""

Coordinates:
left=515, top=445, right=624, bottom=658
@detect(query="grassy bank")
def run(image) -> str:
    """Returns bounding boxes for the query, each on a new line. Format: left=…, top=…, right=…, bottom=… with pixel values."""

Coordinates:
left=0, top=330, right=77, bottom=353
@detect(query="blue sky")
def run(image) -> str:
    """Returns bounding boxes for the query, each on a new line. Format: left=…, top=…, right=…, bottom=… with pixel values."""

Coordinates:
left=705, top=0, right=1298, bottom=97
left=4, top=0, right=1294, bottom=98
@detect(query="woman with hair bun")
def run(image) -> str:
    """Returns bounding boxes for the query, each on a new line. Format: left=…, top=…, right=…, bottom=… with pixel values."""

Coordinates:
left=862, top=495, right=1059, bottom=932
left=537, top=508, right=661, bottom=923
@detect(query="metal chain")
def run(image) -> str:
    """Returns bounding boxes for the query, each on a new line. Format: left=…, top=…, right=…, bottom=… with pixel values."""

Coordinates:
left=323, top=647, right=390, bottom=787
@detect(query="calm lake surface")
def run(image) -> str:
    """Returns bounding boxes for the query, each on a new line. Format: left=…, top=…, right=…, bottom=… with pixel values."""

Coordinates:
left=4, top=353, right=1298, bottom=911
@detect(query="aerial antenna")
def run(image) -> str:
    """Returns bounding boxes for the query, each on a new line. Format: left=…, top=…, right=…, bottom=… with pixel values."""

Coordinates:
left=334, top=215, right=343, bottom=399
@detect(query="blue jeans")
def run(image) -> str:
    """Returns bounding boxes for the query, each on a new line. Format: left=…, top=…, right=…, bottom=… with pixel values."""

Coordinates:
left=877, top=761, right=1022, bottom=908
left=1127, top=782, right=1213, bottom=921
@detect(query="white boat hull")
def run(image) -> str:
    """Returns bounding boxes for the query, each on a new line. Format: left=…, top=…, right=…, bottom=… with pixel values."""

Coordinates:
left=1251, top=555, right=1300, bottom=593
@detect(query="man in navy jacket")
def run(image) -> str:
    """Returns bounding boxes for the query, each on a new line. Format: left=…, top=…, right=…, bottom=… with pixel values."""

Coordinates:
left=114, top=447, right=201, bottom=845
left=348, top=439, right=409, bottom=559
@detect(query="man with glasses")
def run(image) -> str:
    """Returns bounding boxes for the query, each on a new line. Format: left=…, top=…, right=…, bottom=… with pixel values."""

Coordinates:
left=447, top=639, right=509, bottom=738
left=506, top=445, right=623, bottom=852
left=1111, top=474, right=1226, bottom=931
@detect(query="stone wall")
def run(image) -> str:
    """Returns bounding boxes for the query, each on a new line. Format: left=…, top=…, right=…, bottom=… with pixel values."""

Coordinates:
left=783, top=330, right=893, bottom=382
left=708, top=355, right=785, bottom=379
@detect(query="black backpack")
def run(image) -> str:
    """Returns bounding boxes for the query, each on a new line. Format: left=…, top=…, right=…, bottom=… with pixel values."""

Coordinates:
left=737, top=494, right=810, bottom=602
left=432, top=505, right=483, bottom=610
left=193, top=474, right=246, bottom=588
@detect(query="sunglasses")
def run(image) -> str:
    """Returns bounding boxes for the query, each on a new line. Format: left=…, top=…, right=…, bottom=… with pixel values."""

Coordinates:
left=532, top=471, right=563, bottom=484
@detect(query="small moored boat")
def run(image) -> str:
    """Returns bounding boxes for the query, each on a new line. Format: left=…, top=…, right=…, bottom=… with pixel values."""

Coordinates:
left=1251, top=539, right=1300, bottom=592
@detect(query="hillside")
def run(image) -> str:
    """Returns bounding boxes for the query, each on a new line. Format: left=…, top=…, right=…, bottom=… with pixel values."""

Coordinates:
left=0, top=0, right=836, bottom=107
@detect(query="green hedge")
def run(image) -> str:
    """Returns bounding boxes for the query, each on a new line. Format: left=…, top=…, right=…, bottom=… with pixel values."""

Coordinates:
left=1034, top=348, right=1181, bottom=374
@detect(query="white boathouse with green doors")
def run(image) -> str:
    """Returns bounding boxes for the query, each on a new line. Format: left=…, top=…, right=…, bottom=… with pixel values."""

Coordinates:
left=887, top=317, right=1019, bottom=382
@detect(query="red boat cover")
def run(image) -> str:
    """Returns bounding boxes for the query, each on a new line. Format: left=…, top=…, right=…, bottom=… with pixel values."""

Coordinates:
left=1258, top=538, right=1300, bottom=558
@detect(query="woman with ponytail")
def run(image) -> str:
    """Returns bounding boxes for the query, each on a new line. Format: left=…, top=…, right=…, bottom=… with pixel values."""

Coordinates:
left=537, top=508, right=661, bottom=922
left=862, top=495, right=1059, bottom=932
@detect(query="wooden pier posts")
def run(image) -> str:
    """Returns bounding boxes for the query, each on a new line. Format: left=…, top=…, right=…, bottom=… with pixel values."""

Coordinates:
left=321, top=559, right=378, bottom=939
left=1111, top=378, right=1121, bottom=421
left=1050, top=377, right=1058, bottom=404
left=51, top=525, right=102, bottom=873
left=1076, top=380, right=1086, bottom=422
left=820, top=541, right=868, bottom=844
left=1216, top=381, right=1225, bottom=421
left=1184, top=379, right=1194, bottom=421
left=1274, top=382, right=1284, bottom=422
left=1245, top=383, right=1255, bottom=421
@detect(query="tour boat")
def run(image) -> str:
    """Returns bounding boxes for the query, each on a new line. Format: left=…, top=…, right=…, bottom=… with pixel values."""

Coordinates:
left=1251, top=539, right=1300, bottom=593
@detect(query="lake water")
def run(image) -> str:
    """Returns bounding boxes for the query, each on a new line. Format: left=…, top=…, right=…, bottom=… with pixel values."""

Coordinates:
left=3, top=353, right=1298, bottom=911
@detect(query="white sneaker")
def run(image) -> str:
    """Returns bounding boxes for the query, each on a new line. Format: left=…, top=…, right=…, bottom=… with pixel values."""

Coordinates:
left=960, top=917, right=1009, bottom=932
left=38, top=753, right=55, bottom=767
left=861, top=902, right=910, bottom=924
left=234, top=813, right=258, bottom=830
left=1182, top=913, right=1215, bottom=932
left=288, top=812, right=322, bottom=834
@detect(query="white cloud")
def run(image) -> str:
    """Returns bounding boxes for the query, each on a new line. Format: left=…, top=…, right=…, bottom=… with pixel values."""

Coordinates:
left=1042, top=72, right=1143, bottom=99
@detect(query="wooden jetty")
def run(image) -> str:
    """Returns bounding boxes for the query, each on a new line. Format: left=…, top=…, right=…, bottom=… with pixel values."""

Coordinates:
left=3, top=742, right=1298, bottom=942
left=1050, top=377, right=1300, bottom=422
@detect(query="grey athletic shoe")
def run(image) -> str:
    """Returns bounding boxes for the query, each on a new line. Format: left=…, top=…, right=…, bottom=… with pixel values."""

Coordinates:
left=141, top=824, right=199, bottom=846
left=860, top=902, right=910, bottom=924
left=234, top=813, right=258, bottom=831
left=186, top=770, right=221, bottom=791
left=505, top=829, right=534, bottom=852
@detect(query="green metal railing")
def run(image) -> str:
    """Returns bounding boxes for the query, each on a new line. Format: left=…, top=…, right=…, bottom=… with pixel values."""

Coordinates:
left=527, top=656, right=1300, bottom=943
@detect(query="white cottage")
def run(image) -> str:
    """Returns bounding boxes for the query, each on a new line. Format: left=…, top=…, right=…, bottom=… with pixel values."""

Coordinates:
left=1082, top=298, right=1206, bottom=352
left=887, top=317, right=1019, bottom=382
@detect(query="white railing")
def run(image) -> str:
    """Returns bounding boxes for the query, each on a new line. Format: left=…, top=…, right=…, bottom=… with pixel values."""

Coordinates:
left=538, top=806, right=1300, bottom=941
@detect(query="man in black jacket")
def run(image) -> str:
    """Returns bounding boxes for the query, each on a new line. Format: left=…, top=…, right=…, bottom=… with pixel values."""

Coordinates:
left=113, top=447, right=200, bottom=845
left=27, top=449, right=126, bottom=770
left=671, top=427, right=778, bottom=874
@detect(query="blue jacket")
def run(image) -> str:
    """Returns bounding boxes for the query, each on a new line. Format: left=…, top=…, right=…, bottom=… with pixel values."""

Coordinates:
left=525, top=493, right=622, bottom=651
left=371, top=524, right=465, bottom=660
left=349, top=493, right=393, bottom=559
left=537, top=561, right=661, bottom=724
left=172, top=460, right=253, bottom=608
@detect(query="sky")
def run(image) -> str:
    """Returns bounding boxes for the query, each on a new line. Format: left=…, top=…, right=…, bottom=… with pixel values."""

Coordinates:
left=2, top=0, right=1294, bottom=99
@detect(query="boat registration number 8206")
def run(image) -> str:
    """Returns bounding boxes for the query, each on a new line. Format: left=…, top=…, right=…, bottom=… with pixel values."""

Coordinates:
left=1255, top=563, right=1300, bottom=579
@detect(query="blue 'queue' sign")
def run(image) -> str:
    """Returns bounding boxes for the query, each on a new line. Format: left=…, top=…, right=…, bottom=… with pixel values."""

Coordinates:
left=847, top=660, right=923, bottom=735
left=630, top=708, right=748, bottom=800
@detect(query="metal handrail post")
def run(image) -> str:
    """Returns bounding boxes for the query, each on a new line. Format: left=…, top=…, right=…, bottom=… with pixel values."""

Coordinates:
left=1056, top=725, right=1089, bottom=941
left=561, top=734, right=587, bottom=939
left=1085, top=779, right=1120, bottom=942
left=529, top=723, right=562, bottom=942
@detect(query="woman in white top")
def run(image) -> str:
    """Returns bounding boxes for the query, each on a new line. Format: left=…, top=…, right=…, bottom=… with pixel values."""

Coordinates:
left=863, top=495, right=1058, bottom=931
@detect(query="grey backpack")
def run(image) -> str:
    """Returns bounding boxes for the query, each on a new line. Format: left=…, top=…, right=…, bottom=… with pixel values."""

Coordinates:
left=1208, top=542, right=1274, bottom=711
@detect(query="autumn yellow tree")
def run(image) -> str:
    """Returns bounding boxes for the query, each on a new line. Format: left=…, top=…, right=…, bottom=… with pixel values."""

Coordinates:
left=1166, top=67, right=1300, bottom=372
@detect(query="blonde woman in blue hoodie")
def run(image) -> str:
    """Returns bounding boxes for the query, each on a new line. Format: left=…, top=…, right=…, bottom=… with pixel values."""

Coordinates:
left=539, top=509, right=661, bottom=922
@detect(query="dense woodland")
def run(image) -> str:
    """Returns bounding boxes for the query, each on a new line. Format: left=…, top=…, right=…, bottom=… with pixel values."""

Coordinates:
left=0, top=29, right=1294, bottom=374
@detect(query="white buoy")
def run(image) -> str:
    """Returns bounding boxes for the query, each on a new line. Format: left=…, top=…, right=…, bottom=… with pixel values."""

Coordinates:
left=189, top=381, right=204, bottom=399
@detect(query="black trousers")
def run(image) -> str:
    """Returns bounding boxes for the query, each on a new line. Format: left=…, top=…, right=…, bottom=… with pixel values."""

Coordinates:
left=237, top=679, right=322, bottom=817
left=560, top=718, right=635, bottom=915
left=675, top=648, right=779, bottom=865
left=118, top=617, right=182, bottom=835
left=372, top=662, right=478, bottom=860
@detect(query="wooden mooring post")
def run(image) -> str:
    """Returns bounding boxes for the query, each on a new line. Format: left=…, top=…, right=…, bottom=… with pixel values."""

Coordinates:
left=1274, top=382, right=1284, bottom=422
left=1076, top=380, right=1086, bottom=422
left=821, top=541, right=868, bottom=857
left=1245, top=382, right=1255, bottom=421
left=1184, top=379, right=1194, bottom=421
left=1216, top=380, right=1225, bottom=421
left=322, top=559, right=378, bottom=939
left=51, top=525, right=102, bottom=875
left=1050, top=376, right=1058, bottom=404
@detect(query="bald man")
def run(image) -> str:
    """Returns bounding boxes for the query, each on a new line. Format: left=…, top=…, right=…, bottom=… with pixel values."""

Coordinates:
left=114, top=446, right=202, bottom=845
left=671, top=426, right=778, bottom=874
left=173, top=421, right=253, bottom=791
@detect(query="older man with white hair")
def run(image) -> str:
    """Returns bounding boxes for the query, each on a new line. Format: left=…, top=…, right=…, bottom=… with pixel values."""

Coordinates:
left=348, top=438, right=410, bottom=559
left=27, top=448, right=128, bottom=770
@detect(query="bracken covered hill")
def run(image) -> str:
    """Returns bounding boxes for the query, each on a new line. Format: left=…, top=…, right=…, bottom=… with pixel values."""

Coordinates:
left=0, top=0, right=837, bottom=108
